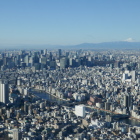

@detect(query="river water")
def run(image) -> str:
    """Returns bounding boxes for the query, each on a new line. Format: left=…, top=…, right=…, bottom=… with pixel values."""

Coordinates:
left=32, top=89, right=67, bottom=104
left=33, top=90, right=140, bottom=126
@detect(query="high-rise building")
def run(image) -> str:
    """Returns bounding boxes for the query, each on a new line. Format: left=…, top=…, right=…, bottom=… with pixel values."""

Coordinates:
left=60, top=57, right=68, bottom=69
left=12, top=129, right=21, bottom=140
left=23, top=55, right=29, bottom=66
left=122, top=73, right=129, bottom=82
left=75, top=105, right=85, bottom=117
left=105, top=102, right=111, bottom=110
left=106, top=114, right=112, bottom=122
left=124, top=95, right=128, bottom=108
left=69, top=58, right=75, bottom=67
left=41, top=50, right=44, bottom=54
left=49, top=52, right=53, bottom=61
left=124, top=94, right=132, bottom=110
left=131, top=70, right=136, bottom=82
left=41, top=57, right=47, bottom=65
left=58, top=49, right=62, bottom=58
left=44, top=49, right=47, bottom=55
left=0, top=80, right=9, bottom=104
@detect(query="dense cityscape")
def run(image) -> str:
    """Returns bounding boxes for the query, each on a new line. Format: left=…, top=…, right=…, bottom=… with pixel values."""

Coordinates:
left=0, top=49, right=140, bottom=139
left=1, top=0, right=140, bottom=139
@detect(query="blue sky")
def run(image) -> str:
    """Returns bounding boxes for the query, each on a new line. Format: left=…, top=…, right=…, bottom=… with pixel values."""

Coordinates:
left=0, top=0, right=140, bottom=46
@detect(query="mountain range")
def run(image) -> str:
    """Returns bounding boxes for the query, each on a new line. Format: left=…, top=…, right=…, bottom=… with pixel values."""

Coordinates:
left=1, top=41, right=140, bottom=50
left=66, top=41, right=140, bottom=50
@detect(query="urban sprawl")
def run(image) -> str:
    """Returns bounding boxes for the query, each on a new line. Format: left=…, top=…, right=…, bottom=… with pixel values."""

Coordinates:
left=0, top=49, right=140, bottom=140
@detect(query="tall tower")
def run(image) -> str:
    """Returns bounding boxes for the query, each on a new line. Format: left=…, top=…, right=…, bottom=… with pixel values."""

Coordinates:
left=124, top=94, right=132, bottom=111
left=58, top=49, right=62, bottom=58
left=131, top=70, right=136, bottom=82
left=124, top=95, right=128, bottom=108
left=0, top=80, right=9, bottom=104
left=44, top=49, right=47, bottom=55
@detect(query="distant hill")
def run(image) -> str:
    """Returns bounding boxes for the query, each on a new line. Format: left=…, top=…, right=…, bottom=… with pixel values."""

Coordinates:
left=42, top=41, right=140, bottom=50
left=69, top=42, right=140, bottom=49
left=1, top=41, right=140, bottom=50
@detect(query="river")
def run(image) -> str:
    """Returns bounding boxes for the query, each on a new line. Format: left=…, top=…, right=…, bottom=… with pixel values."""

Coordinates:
left=31, top=89, right=68, bottom=104
left=32, top=89, right=140, bottom=126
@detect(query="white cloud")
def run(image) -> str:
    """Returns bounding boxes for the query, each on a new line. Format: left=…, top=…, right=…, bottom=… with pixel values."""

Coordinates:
left=123, top=38, right=135, bottom=42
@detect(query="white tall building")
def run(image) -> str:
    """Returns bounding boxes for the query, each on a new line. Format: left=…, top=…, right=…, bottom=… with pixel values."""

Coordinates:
left=75, top=105, right=85, bottom=117
left=122, top=73, right=128, bottom=82
left=0, top=80, right=9, bottom=104
left=131, top=70, right=136, bottom=82
left=12, top=129, right=21, bottom=140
